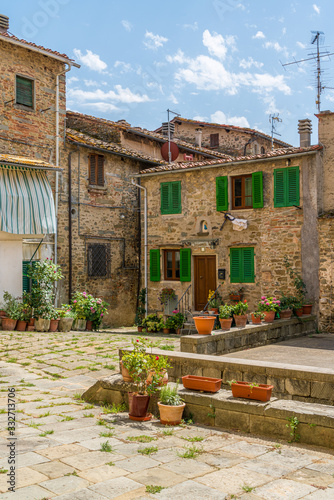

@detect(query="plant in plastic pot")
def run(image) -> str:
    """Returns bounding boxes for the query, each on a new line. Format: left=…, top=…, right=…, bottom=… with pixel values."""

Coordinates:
left=157, top=383, right=185, bottom=425
left=232, top=300, right=249, bottom=328
left=219, top=304, right=233, bottom=330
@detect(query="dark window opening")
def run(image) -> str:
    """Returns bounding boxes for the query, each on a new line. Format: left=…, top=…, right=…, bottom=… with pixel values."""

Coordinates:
left=232, top=175, right=252, bottom=209
left=89, top=154, right=105, bottom=186
left=87, top=243, right=110, bottom=277
left=164, top=250, right=180, bottom=280
left=210, top=133, right=219, bottom=147
left=16, top=76, right=34, bottom=108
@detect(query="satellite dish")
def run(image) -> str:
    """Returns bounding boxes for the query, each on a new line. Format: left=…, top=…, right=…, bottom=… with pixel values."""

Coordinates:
left=161, top=142, right=179, bottom=162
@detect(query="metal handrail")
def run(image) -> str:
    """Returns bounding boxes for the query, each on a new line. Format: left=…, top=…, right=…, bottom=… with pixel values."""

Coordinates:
left=202, top=283, right=222, bottom=312
left=175, top=283, right=192, bottom=318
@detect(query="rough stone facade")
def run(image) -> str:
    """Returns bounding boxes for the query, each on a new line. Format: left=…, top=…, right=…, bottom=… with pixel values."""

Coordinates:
left=139, top=152, right=321, bottom=316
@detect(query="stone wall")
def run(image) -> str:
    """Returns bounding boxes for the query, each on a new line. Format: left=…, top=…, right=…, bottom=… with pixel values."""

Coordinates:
left=140, top=153, right=321, bottom=314
left=318, top=216, right=334, bottom=330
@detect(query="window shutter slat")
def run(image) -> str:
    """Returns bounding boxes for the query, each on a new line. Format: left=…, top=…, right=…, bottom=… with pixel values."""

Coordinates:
left=274, top=169, right=285, bottom=207
left=150, top=249, right=161, bottom=281
left=180, top=248, right=191, bottom=282
left=230, top=248, right=241, bottom=283
left=242, top=248, right=254, bottom=283
left=252, top=171, right=263, bottom=208
left=287, top=166, right=299, bottom=206
left=216, top=176, right=228, bottom=211
left=16, top=77, right=33, bottom=107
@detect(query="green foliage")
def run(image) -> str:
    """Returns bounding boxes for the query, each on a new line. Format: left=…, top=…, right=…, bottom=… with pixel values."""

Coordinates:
left=71, top=292, right=109, bottom=330
left=127, top=435, right=157, bottom=443
left=2, top=292, right=20, bottom=319
left=147, top=354, right=171, bottom=373
left=158, top=288, right=176, bottom=305
left=284, top=256, right=307, bottom=299
left=171, top=312, right=185, bottom=328
left=138, top=446, right=158, bottom=455
left=251, top=311, right=265, bottom=319
left=177, top=444, right=203, bottom=458
left=242, top=485, right=255, bottom=493
left=181, top=436, right=204, bottom=442
left=279, top=294, right=296, bottom=310
left=232, top=300, right=249, bottom=316
left=146, top=485, right=164, bottom=494
left=142, top=313, right=164, bottom=332
left=159, top=384, right=183, bottom=406
left=26, top=259, right=63, bottom=319
left=286, top=416, right=300, bottom=442
left=135, top=288, right=146, bottom=326
left=219, top=304, right=233, bottom=319
left=100, top=441, right=114, bottom=452
left=57, top=305, right=76, bottom=319
left=122, top=338, right=160, bottom=395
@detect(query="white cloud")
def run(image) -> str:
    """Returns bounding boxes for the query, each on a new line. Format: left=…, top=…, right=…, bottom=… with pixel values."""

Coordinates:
left=169, top=93, right=178, bottom=105
left=73, top=49, right=107, bottom=73
left=313, top=4, right=320, bottom=14
left=85, top=102, right=121, bottom=112
left=68, top=85, right=151, bottom=104
left=261, top=95, right=279, bottom=115
left=282, top=27, right=287, bottom=35
left=143, top=31, right=168, bottom=50
left=202, top=30, right=236, bottom=61
left=121, top=20, right=132, bottom=32
left=114, top=61, right=133, bottom=73
left=67, top=76, right=79, bottom=84
left=182, top=21, right=198, bottom=31
left=239, top=57, right=264, bottom=69
left=253, top=31, right=265, bottom=39
left=297, top=41, right=306, bottom=49
left=84, top=80, right=107, bottom=87
left=211, top=110, right=250, bottom=128
left=193, top=115, right=208, bottom=122
left=264, top=41, right=284, bottom=52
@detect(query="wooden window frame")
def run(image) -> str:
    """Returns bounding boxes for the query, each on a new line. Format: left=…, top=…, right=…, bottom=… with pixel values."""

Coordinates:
left=164, top=249, right=180, bottom=281
left=210, top=133, right=219, bottom=148
left=89, top=154, right=105, bottom=187
left=15, top=74, right=34, bottom=110
left=232, top=174, right=252, bottom=210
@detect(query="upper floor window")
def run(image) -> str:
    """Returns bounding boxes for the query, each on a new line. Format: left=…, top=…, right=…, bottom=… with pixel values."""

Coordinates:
left=232, top=175, right=252, bottom=209
left=160, top=181, right=181, bottom=214
left=210, top=133, right=219, bottom=148
left=16, top=75, right=34, bottom=108
left=87, top=243, right=110, bottom=277
left=274, top=166, right=300, bottom=207
left=216, top=172, right=263, bottom=211
left=89, top=154, right=104, bottom=186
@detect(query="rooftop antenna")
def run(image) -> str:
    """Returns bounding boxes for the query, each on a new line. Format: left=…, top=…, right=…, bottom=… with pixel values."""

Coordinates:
left=281, top=31, right=334, bottom=112
left=167, top=109, right=180, bottom=163
left=269, top=114, right=282, bottom=150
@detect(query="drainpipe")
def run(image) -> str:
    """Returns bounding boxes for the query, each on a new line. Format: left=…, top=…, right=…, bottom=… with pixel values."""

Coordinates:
left=131, top=179, right=147, bottom=316
left=68, top=151, right=74, bottom=300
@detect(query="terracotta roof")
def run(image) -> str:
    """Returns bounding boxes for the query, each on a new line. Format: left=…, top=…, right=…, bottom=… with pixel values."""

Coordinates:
left=154, top=116, right=292, bottom=148
left=0, top=154, right=60, bottom=170
left=66, top=111, right=231, bottom=159
left=0, top=32, right=77, bottom=64
left=66, top=129, right=165, bottom=165
left=139, top=145, right=323, bottom=175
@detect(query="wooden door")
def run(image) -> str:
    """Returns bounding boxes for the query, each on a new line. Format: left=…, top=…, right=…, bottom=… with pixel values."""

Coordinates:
left=194, top=255, right=217, bottom=311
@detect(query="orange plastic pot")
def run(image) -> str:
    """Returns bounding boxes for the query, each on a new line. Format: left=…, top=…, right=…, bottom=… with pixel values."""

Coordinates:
left=193, top=316, right=215, bottom=335
left=231, top=381, right=273, bottom=402
left=219, top=318, right=233, bottom=330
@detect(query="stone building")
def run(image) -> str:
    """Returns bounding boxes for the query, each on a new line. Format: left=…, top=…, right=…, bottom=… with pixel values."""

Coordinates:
left=155, top=116, right=291, bottom=157
left=136, top=118, right=332, bottom=326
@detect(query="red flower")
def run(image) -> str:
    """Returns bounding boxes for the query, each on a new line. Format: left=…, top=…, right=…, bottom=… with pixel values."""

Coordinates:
left=244, top=299, right=247, bottom=303
left=155, top=356, right=159, bottom=360
left=136, top=339, right=139, bottom=342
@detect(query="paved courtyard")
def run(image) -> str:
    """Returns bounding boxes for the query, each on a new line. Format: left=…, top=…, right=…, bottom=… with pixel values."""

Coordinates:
left=0, top=329, right=333, bottom=499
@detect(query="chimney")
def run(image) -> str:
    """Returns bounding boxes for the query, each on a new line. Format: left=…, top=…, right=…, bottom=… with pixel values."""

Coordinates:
left=298, top=119, right=312, bottom=147
left=0, top=15, right=9, bottom=34
left=195, top=128, right=202, bottom=147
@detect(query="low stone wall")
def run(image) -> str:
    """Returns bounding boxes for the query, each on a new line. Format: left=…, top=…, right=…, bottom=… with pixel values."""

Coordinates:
left=181, top=316, right=317, bottom=356
left=119, top=347, right=334, bottom=405
left=82, top=375, right=334, bottom=450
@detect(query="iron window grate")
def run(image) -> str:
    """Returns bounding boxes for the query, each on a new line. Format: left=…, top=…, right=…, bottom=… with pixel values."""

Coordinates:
left=87, top=243, right=110, bottom=278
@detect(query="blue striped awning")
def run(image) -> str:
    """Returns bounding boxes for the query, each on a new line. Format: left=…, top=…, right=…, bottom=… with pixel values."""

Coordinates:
left=0, top=165, right=56, bottom=234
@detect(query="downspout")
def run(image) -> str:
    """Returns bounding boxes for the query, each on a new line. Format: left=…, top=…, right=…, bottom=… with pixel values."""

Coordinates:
left=131, top=179, right=147, bottom=316
left=68, top=151, right=73, bottom=300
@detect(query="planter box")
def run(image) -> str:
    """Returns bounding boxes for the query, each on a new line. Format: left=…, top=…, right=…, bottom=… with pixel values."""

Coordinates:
left=231, top=381, right=273, bottom=402
left=182, top=375, right=222, bottom=393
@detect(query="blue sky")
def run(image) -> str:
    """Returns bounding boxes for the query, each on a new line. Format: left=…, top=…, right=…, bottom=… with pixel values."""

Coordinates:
left=4, top=1, right=334, bottom=146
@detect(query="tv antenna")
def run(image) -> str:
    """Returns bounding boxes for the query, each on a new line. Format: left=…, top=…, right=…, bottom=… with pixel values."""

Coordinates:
left=281, top=31, right=334, bottom=112
left=269, top=114, right=282, bottom=150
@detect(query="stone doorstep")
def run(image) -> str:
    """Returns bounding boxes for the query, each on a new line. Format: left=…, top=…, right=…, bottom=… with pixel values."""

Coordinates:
left=82, top=375, right=334, bottom=450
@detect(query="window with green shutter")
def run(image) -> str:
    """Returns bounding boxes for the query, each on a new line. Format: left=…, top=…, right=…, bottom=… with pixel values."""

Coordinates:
left=180, top=248, right=191, bottom=282
left=252, top=171, right=263, bottom=208
left=22, top=261, right=38, bottom=293
left=274, top=166, right=299, bottom=207
left=150, top=249, right=161, bottom=281
left=230, top=247, right=254, bottom=283
left=160, top=181, right=181, bottom=214
left=16, top=76, right=34, bottom=108
left=216, top=176, right=228, bottom=211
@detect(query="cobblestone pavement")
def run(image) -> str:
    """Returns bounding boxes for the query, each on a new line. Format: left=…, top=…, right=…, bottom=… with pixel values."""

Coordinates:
left=0, top=329, right=333, bottom=499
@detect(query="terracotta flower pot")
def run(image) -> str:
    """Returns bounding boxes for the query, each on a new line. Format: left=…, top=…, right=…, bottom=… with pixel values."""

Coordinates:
left=28, top=318, right=35, bottom=327
left=194, top=316, right=215, bottom=335
left=158, top=401, right=186, bottom=425
left=58, top=317, right=74, bottom=332
left=16, top=320, right=27, bottom=331
left=302, top=304, right=313, bottom=315
left=0, top=310, right=7, bottom=318
left=210, top=308, right=219, bottom=314
left=231, top=381, right=274, bottom=402
left=233, top=314, right=248, bottom=328
left=49, top=319, right=59, bottom=332
left=86, top=320, right=93, bottom=331
left=128, top=392, right=150, bottom=418
left=230, top=294, right=242, bottom=302
left=219, top=318, right=233, bottom=330
left=146, top=369, right=168, bottom=386
left=137, top=326, right=143, bottom=332
left=182, top=375, right=222, bottom=393
left=294, top=307, right=303, bottom=317
left=263, top=310, right=275, bottom=323
left=73, top=318, right=87, bottom=331
left=120, top=360, right=133, bottom=382
left=163, top=328, right=170, bottom=334
left=280, top=309, right=292, bottom=319
left=1, top=318, right=17, bottom=331
left=251, top=314, right=262, bottom=325
left=35, top=318, right=50, bottom=332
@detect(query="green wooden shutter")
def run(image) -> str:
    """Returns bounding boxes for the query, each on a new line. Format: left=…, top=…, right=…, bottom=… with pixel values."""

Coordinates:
left=171, top=181, right=181, bottom=214
left=274, top=169, right=285, bottom=207
left=22, top=261, right=30, bottom=293
left=150, top=249, right=160, bottom=281
left=16, top=76, right=33, bottom=107
left=216, top=176, right=228, bottom=211
left=180, top=248, right=191, bottom=282
left=287, top=166, right=299, bottom=206
left=230, top=248, right=242, bottom=283
left=161, top=183, right=170, bottom=214
left=252, top=171, right=263, bottom=208
left=242, top=248, right=255, bottom=283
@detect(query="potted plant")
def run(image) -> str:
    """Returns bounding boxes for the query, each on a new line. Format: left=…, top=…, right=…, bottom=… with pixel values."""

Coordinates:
left=284, top=256, right=312, bottom=315
left=251, top=311, right=264, bottom=324
left=194, top=314, right=215, bottom=335
left=257, top=296, right=281, bottom=323
left=157, top=383, right=186, bottom=425
left=1, top=292, right=20, bottom=331
left=71, top=292, right=88, bottom=330
left=172, top=311, right=185, bottom=335
left=291, top=298, right=304, bottom=317
left=279, top=294, right=294, bottom=319
left=49, top=307, right=60, bottom=332
left=162, top=316, right=175, bottom=334
left=229, top=380, right=274, bottom=402
left=219, top=304, right=233, bottom=330
left=121, top=337, right=147, bottom=382
left=16, top=301, right=32, bottom=331
left=302, top=302, right=313, bottom=315
left=146, top=354, right=171, bottom=386
left=79, top=293, right=109, bottom=331
left=135, top=288, right=146, bottom=332
left=142, top=313, right=164, bottom=333
left=229, top=288, right=243, bottom=302
left=158, top=288, right=176, bottom=306
left=232, top=300, right=249, bottom=328
left=207, top=290, right=222, bottom=314
left=58, top=305, right=76, bottom=332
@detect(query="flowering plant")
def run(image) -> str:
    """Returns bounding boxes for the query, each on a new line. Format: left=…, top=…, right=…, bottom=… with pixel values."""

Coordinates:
left=258, top=296, right=281, bottom=312
left=147, top=354, right=171, bottom=373
left=251, top=311, right=265, bottom=319
left=71, top=292, right=108, bottom=330
left=25, top=259, right=63, bottom=319
left=208, top=290, right=222, bottom=309
left=142, top=313, right=164, bottom=332
left=57, top=305, right=76, bottom=318
left=232, top=300, right=249, bottom=316
left=122, top=338, right=160, bottom=395
left=219, top=304, right=233, bottom=319
left=158, top=288, right=176, bottom=305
